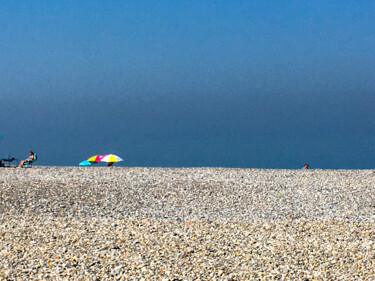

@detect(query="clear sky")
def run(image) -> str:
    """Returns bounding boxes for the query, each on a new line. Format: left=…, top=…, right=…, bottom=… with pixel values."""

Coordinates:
left=1, top=1, right=374, bottom=168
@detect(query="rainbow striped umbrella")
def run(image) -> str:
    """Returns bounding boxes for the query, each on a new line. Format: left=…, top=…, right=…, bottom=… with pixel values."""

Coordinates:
left=87, top=155, right=103, bottom=162
left=100, top=154, right=123, bottom=163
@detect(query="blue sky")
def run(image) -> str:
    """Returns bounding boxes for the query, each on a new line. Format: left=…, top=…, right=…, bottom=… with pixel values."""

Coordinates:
left=1, top=1, right=374, bottom=168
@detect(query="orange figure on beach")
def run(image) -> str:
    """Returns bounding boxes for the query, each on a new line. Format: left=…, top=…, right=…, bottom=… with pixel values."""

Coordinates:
left=302, top=163, right=309, bottom=170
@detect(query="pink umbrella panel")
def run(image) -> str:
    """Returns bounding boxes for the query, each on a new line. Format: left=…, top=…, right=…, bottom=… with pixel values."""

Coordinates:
left=87, top=155, right=103, bottom=162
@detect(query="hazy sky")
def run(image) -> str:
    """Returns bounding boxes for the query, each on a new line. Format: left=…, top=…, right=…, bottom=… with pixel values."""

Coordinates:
left=1, top=1, right=374, bottom=168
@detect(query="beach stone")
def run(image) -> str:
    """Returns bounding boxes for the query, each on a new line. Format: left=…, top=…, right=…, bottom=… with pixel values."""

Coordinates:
left=0, top=167, right=375, bottom=279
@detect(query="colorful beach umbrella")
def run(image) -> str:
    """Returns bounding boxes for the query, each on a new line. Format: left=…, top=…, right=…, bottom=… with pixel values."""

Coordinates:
left=100, top=154, right=123, bottom=163
left=79, top=160, right=92, bottom=166
left=87, top=155, right=103, bottom=162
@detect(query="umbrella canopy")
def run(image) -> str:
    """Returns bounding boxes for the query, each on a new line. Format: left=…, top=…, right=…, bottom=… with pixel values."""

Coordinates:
left=88, top=155, right=103, bottom=162
left=100, top=154, right=123, bottom=163
left=79, top=160, right=92, bottom=166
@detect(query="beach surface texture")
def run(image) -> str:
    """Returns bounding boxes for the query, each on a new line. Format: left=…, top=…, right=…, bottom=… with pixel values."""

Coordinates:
left=1, top=167, right=374, bottom=280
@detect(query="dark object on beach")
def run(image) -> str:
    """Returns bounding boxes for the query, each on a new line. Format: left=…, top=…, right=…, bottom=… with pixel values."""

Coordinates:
left=1, top=156, right=18, bottom=167
left=107, top=162, right=114, bottom=167
left=302, top=163, right=309, bottom=170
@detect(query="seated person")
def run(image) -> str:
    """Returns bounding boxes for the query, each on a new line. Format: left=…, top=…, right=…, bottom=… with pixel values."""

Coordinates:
left=302, top=163, right=309, bottom=170
left=19, top=151, right=35, bottom=168
left=107, top=162, right=114, bottom=167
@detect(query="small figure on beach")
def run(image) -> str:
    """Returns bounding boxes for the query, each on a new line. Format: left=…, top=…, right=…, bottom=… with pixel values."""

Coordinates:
left=107, top=162, right=114, bottom=167
left=302, top=163, right=309, bottom=170
left=19, top=151, right=35, bottom=168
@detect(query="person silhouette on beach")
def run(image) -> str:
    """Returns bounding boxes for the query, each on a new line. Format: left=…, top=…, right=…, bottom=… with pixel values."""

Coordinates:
left=302, top=163, right=309, bottom=170
left=19, top=151, right=35, bottom=168
left=107, top=162, right=114, bottom=167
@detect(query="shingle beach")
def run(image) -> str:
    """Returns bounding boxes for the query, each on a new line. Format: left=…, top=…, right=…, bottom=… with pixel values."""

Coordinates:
left=1, top=167, right=374, bottom=280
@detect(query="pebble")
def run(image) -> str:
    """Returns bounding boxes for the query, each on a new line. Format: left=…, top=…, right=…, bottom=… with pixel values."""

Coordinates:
left=0, top=167, right=375, bottom=279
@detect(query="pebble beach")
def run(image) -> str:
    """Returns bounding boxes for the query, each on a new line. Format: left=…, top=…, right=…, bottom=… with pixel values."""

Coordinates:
left=1, top=167, right=375, bottom=280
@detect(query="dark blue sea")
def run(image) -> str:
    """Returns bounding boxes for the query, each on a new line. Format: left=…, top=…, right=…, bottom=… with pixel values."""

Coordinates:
left=1, top=93, right=374, bottom=169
